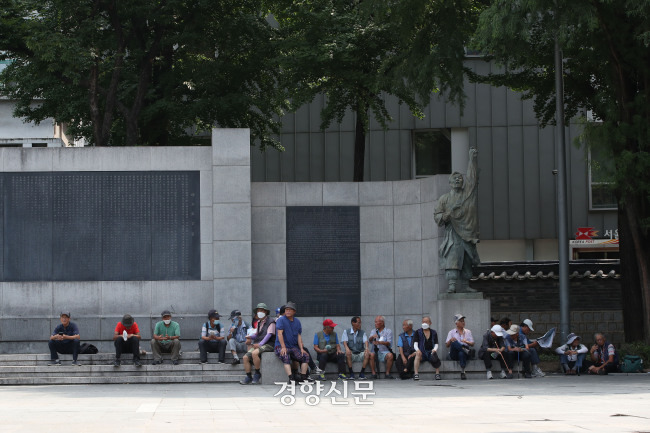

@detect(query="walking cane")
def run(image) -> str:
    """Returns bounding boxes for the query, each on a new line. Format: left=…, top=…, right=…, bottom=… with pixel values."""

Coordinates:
left=494, top=340, right=512, bottom=375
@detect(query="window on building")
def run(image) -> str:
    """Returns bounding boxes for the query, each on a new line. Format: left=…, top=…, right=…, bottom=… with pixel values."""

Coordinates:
left=413, top=129, right=451, bottom=177
left=588, top=147, right=617, bottom=210
left=31, top=143, right=47, bottom=148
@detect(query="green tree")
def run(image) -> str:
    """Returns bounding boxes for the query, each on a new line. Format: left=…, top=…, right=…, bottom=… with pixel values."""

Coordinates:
left=0, top=0, right=286, bottom=149
left=272, top=0, right=481, bottom=181
left=472, top=1, right=650, bottom=343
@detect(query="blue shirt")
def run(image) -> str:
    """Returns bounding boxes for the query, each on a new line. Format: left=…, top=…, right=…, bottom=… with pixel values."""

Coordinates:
left=52, top=322, right=80, bottom=337
left=275, top=316, right=302, bottom=349
left=313, top=332, right=339, bottom=345
left=397, top=331, right=415, bottom=348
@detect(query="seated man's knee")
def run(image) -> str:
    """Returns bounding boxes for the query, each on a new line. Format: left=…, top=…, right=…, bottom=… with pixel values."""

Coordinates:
left=415, top=352, right=422, bottom=360
left=386, top=353, right=393, bottom=361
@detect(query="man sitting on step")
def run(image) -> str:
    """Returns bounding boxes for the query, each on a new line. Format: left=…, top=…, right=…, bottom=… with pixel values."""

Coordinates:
left=113, top=314, right=142, bottom=367
left=395, top=319, right=417, bottom=380
left=198, top=310, right=227, bottom=364
left=151, top=310, right=181, bottom=365
left=312, top=319, right=347, bottom=380
left=240, top=303, right=276, bottom=385
left=226, top=310, right=250, bottom=366
left=48, top=311, right=81, bottom=366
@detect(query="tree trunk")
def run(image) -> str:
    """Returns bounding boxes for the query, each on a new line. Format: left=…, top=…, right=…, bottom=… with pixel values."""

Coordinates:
left=617, top=204, right=646, bottom=342
left=353, top=106, right=366, bottom=182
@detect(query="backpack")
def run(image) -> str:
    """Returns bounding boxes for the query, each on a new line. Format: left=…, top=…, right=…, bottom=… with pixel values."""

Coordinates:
left=620, top=355, right=643, bottom=373
left=79, top=343, right=98, bottom=354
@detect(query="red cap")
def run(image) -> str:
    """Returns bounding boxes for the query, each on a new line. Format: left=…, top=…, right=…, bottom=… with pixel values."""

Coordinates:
left=322, top=319, right=337, bottom=328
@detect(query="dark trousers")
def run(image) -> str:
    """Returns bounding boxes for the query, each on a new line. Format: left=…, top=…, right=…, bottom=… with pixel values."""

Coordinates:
left=482, top=350, right=513, bottom=371
left=449, top=341, right=469, bottom=368
left=395, top=353, right=416, bottom=379
left=114, top=337, right=140, bottom=360
left=199, top=339, right=227, bottom=362
left=508, top=350, right=532, bottom=373
left=317, top=351, right=346, bottom=374
left=48, top=339, right=80, bottom=361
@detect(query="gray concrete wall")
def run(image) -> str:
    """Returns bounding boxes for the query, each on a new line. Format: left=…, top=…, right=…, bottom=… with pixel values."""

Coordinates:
left=0, top=130, right=254, bottom=354
left=251, top=176, right=461, bottom=349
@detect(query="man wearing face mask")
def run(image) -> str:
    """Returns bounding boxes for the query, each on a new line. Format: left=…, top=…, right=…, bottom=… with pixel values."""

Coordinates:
left=227, top=310, right=250, bottom=365
left=413, top=316, right=442, bottom=380
left=199, top=310, right=227, bottom=364
left=240, top=303, right=276, bottom=384
left=151, top=310, right=181, bottom=365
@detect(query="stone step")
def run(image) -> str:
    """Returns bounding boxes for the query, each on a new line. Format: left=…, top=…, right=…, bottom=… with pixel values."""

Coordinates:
left=0, top=374, right=242, bottom=386
left=0, top=364, right=245, bottom=377
left=0, top=352, right=237, bottom=366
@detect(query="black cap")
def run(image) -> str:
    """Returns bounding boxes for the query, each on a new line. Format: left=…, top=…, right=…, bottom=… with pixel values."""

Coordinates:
left=161, top=310, right=172, bottom=317
left=229, top=310, right=242, bottom=320
left=121, top=314, right=134, bottom=327
left=208, top=309, right=220, bottom=319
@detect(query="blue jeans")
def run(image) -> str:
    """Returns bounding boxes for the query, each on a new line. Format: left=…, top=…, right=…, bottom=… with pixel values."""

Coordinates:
left=529, top=347, right=540, bottom=364
left=448, top=341, right=469, bottom=368
left=560, top=353, right=586, bottom=371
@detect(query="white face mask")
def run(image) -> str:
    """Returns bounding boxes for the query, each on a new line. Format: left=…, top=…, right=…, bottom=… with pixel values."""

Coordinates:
left=257, top=312, right=266, bottom=319
left=163, top=319, right=171, bottom=325
left=421, top=323, right=430, bottom=330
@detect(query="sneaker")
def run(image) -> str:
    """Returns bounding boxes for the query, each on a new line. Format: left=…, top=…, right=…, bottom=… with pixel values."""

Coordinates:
left=413, top=374, right=420, bottom=380
left=533, top=365, right=546, bottom=377
left=113, top=359, right=121, bottom=367
left=231, top=358, right=240, bottom=365
left=486, top=371, right=493, bottom=380
left=199, top=360, right=208, bottom=365
left=499, top=370, right=507, bottom=379
left=240, top=376, right=253, bottom=385
left=460, top=372, right=467, bottom=380
left=319, top=373, right=325, bottom=381
left=134, top=359, right=142, bottom=367
left=152, top=360, right=162, bottom=365
left=252, top=373, right=262, bottom=385
left=48, top=359, right=61, bottom=366
left=338, top=374, right=348, bottom=380
left=435, top=373, right=442, bottom=380
left=217, top=360, right=225, bottom=364
left=358, top=373, right=367, bottom=380
left=71, top=360, right=82, bottom=366
left=314, top=367, right=324, bottom=374
left=172, top=360, right=179, bottom=365
left=348, top=373, right=356, bottom=380
left=370, top=374, right=378, bottom=380
left=385, top=375, right=395, bottom=380
left=524, top=372, right=533, bottom=378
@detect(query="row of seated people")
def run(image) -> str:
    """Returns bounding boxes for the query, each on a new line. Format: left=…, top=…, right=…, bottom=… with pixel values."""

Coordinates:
left=46, top=304, right=620, bottom=383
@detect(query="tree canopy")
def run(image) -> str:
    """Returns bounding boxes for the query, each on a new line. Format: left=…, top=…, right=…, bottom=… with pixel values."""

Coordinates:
left=0, top=0, right=287, bottom=149
left=272, top=0, right=482, bottom=181
left=472, top=0, right=650, bottom=343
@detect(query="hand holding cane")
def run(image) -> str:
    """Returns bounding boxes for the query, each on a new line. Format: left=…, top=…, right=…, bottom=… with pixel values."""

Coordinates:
left=494, top=340, right=512, bottom=374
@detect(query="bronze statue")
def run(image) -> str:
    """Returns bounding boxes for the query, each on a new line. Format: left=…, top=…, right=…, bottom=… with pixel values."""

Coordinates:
left=434, top=147, right=480, bottom=293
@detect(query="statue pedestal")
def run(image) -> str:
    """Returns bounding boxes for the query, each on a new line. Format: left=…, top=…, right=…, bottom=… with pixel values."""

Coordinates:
left=432, top=293, right=491, bottom=360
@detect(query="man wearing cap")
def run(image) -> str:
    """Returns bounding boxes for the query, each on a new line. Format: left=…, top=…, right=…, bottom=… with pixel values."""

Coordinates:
left=414, top=316, right=442, bottom=380
left=199, top=310, right=227, bottom=364
left=478, top=325, right=513, bottom=379
left=48, top=312, right=81, bottom=366
left=113, top=314, right=142, bottom=367
left=313, top=319, right=347, bottom=380
left=519, top=318, right=545, bottom=377
left=227, top=310, right=250, bottom=365
left=151, top=310, right=181, bottom=365
left=368, top=315, right=395, bottom=380
left=341, top=316, right=370, bottom=380
left=274, top=301, right=310, bottom=383
left=445, top=313, right=475, bottom=380
left=504, top=324, right=532, bottom=378
left=555, top=333, right=588, bottom=375
left=240, top=303, right=276, bottom=384
left=396, top=319, right=418, bottom=380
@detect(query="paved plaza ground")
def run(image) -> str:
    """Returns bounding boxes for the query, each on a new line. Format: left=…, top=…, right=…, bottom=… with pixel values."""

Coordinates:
left=1, top=374, right=649, bottom=432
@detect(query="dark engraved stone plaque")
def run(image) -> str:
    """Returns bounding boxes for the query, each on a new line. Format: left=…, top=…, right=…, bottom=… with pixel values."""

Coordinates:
left=2, top=171, right=200, bottom=281
left=286, top=206, right=360, bottom=316
left=5, top=173, right=53, bottom=280
left=53, top=173, right=103, bottom=280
